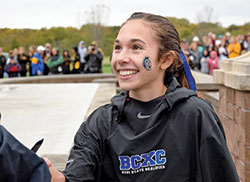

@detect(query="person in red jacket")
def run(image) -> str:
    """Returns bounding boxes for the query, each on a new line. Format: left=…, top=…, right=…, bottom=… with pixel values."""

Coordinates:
left=207, top=51, right=219, bottom=75
left=4, top=56, right=22, bottom=78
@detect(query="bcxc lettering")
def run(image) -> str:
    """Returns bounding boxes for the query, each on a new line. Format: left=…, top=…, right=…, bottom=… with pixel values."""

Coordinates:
left=119, top=149, right=166, bottom=170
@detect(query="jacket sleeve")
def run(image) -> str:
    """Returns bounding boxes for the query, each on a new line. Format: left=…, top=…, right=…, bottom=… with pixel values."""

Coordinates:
left=63, top=107, right=110, bottom=182
left=47, top=56, right=64, bottom=68
left=0, top=125, right=51, bottom=182
left=96, top=51, right=103, bottom=64
left=38, top=57, right=44, bottom=74
left=4, top=64, right=11, bottom=73
left=197, top=102, right=239, bottom=182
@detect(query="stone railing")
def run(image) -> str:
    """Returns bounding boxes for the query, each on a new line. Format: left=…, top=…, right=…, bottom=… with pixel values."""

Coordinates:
left=0, top=73, right=115, bottom=84
left=214, top=52, right=250, bottom=182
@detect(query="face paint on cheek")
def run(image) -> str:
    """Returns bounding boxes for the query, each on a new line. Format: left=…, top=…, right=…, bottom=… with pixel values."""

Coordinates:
left=142, top=56, right=152, bottom=71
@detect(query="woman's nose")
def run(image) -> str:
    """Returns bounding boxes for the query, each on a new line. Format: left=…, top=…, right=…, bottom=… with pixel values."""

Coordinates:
left=117, top=50, right=131, bottom=64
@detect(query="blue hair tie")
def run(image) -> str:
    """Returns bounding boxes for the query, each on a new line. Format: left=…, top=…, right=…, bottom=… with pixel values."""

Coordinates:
left=180, top=49, right=197, bottom=91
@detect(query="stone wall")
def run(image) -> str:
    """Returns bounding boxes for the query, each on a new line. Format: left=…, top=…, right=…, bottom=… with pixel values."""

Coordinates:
left=214, top=52, right=250, bottom=182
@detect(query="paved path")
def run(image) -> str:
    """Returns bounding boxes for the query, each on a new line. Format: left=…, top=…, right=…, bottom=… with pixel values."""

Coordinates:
left=0, top=83, right=116, bottom=170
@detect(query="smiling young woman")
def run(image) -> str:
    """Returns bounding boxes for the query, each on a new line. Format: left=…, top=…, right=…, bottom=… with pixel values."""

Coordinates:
left=45, top=12, right=239, bottom=182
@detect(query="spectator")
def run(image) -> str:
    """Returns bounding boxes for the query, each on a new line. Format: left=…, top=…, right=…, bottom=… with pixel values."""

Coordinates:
left=180, top=39, right=191, bottom=62
left=225, top=32, right=231, bottom=47
left=207, top=51, right=219, bottom=75
left=13, top=48, right=18, bottom=60
left=43, top=43, right=52, bottom=75
left=189, top=39, right=200, bottom=71
left=17, top=47, right=29, bottom=77
left=243, top=33, right=250, bottom=52
left=47, top=47, right=63, bottom=74
left=214, top=39, right=221, bottom=53
left=45, top=43, right=52, bottom=56
left=62, top=49, right=72, bottom=74
left=218, top=38, right=228, bottom=65
left=4, top=56, right=22, bottom=78
left=236, top=34, right=245, bottom=52
left=72, top=46, right=81, bottom=74
left=202, top=35, right=213, bottom=54
left=200, top=47, right=209, bottom=74
left=84, top=41, right=103, bottom=73
left=228, top=36, right=241, bottom=58
left=78, top=41, right=88, bottom=73
left=208, top=32, right=216, bottom=47
left=0, top=47, right=7, bottom=78
left=30, top=45, right=45, bottom=76
left=6, top=50, right=14, bottom=64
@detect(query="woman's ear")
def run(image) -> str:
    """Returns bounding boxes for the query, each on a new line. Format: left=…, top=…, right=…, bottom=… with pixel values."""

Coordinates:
left=160, top=51, right=175, bottom=70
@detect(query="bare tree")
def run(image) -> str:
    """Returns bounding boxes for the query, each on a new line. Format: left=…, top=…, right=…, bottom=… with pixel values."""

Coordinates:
left=196, top=6, right=218, bottom=23
left=85, top=4, right=110, bottom=49
left=87, top=4, right=110, bottom=26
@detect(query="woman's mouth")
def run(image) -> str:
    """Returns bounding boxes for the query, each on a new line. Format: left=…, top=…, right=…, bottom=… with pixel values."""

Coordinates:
left=118, top=69, right=138, bottom=79
left=119, top=70, right=138, bottom=76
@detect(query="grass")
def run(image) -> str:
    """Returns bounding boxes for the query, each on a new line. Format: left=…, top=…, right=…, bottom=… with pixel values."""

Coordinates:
left=102, top=56, right=113, bottom=73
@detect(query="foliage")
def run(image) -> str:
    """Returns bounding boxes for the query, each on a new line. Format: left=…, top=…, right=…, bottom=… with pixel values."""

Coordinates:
left=0, top=18, right=249, bottom=56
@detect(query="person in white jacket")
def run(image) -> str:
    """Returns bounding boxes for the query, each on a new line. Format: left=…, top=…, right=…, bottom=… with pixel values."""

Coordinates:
left=78, top=41, right=88, bottom=73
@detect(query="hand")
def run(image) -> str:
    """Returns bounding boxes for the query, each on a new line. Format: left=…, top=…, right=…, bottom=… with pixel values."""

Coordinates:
left=88, top=47, right=92, bottom=53
left=37, top=70, right=42, bottom=75
left=43, top=158, right=66, bottom=182
left=92, top=49, right=97, bottom=55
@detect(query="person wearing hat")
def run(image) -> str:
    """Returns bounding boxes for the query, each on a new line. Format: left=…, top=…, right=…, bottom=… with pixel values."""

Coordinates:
left=30, top=45, right=45, bottom=76
left=84, top=41, right=103, bottom=73
left=4, top=56, right=21, bottom=77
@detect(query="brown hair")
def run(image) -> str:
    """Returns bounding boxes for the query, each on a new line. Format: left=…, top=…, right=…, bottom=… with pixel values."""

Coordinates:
left=124, top=12, right=192, bottom=89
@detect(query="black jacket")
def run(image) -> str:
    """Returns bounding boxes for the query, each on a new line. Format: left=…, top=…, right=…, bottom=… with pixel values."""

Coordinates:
left=0, top=125, right=51, bottom=182
left=84, top=51, right=103, bottom=73
left=63, top=77, right=239, bottom=182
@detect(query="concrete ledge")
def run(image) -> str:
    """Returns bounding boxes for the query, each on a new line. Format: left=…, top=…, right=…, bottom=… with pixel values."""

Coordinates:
left=214, top=52, right=250, bottom=91
left=0, top=73, right=115, bottom=84
left=224, top=72, right=250, bottom=90
left=192, top=71, right=219, bottom=91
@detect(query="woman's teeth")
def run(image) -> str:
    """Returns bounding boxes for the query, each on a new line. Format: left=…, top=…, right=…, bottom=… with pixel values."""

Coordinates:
left=119, top=70, right=137, bottom=76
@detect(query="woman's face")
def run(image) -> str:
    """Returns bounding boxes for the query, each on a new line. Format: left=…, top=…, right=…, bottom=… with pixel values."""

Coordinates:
left=52, top=48, right=57, bottom=55
left=64, top=51, right=68, bottom=56
left=111, top=20, right=167, bottom=93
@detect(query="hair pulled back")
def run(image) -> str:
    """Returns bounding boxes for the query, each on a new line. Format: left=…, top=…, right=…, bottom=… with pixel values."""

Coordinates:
left=124, top=12, right=192, bottom=89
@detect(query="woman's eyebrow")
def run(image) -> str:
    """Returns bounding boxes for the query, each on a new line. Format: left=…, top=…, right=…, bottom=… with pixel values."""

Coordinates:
left=130, top=39, right=146, bottom=45
left=114, top=39, right=146, bottom=44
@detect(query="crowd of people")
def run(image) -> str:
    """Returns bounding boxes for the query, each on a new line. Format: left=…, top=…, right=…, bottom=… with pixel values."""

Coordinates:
left=181, top=32, right=250, bottom=75
left=0, top=41, right=103, bottom=78
left=1, top=32, right=250, bottom=78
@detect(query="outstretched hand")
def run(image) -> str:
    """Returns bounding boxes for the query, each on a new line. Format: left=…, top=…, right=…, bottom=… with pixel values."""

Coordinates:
left=43, top=158, right=66, bottom=182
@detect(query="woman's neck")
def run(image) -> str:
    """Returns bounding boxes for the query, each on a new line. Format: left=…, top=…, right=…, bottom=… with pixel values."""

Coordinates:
left=129, top=84, right=167, bottom=102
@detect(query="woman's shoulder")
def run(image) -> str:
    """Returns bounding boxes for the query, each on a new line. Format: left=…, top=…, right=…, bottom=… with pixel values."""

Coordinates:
left=187, top=95, right=215, bottom=113
left=84, top=103, right=114, bottom=128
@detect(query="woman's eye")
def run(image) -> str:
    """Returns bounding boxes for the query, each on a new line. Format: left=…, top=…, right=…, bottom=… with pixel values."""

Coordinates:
left=114, top=45, right=121, bottom=50
left=133, top=45, right=142, bottom=50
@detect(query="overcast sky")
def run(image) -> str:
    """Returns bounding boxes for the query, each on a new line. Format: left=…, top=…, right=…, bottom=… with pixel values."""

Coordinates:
left=1, top=0, right=249, bottom=29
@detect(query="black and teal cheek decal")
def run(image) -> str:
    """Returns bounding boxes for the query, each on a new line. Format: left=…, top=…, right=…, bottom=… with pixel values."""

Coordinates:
left=142, top=56, right=152, bottom=71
